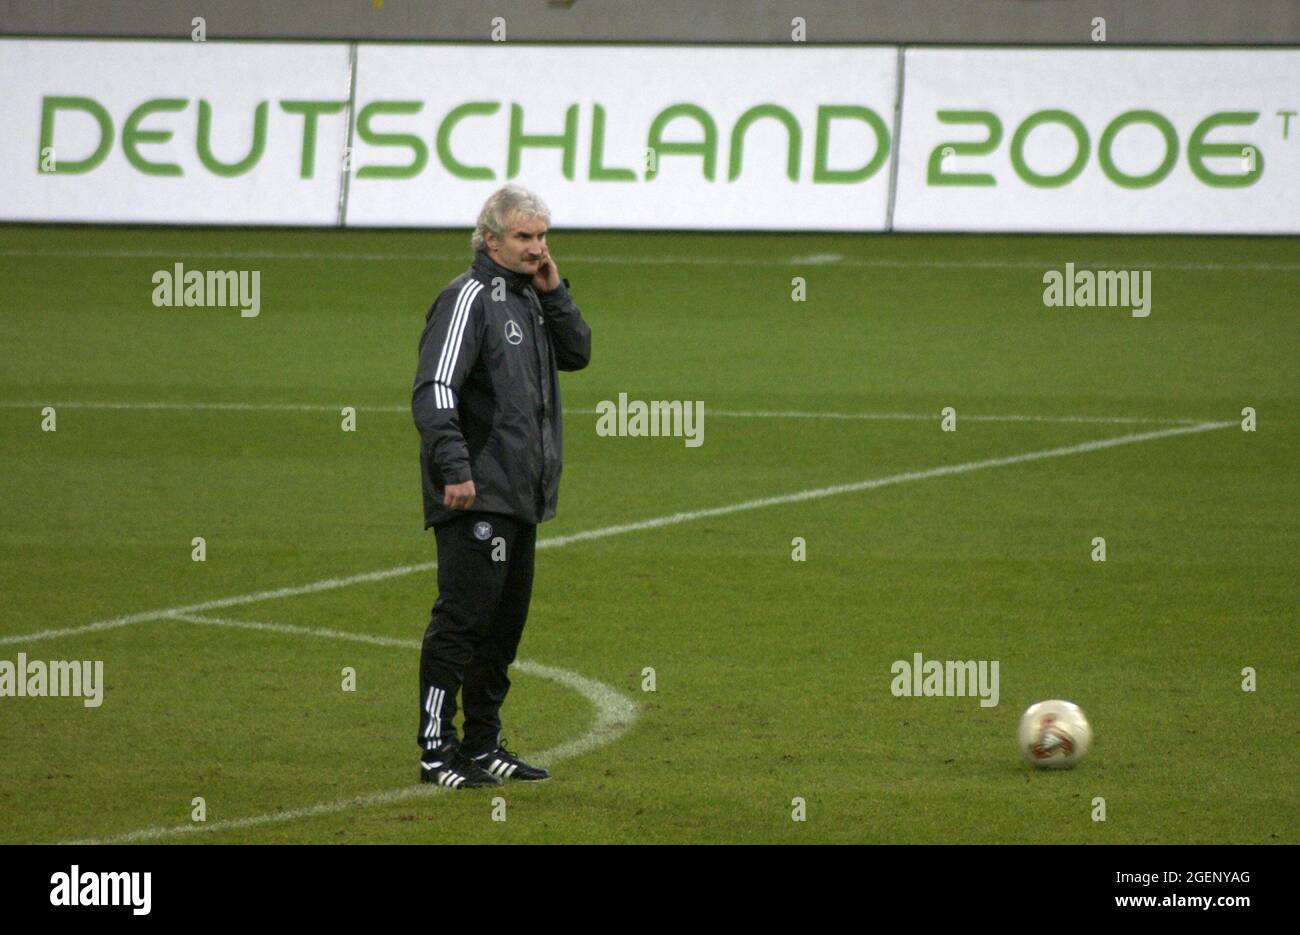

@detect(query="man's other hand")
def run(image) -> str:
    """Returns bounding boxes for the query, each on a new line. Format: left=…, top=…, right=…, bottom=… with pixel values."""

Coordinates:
left=443, top=479, right=476, bottom=510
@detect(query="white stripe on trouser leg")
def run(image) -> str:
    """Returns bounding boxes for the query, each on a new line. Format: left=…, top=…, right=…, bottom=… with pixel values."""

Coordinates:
left=423, top=687, right=444, bottom=747
left=421, top=687, right=433, bottom=744
left=422, top=687, right=435, bottom=744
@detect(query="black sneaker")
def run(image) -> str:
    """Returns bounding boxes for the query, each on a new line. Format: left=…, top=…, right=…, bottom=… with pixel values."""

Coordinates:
left=419, top=743, right=502, bottom=788
left=469, top=740, right=550, bottom=782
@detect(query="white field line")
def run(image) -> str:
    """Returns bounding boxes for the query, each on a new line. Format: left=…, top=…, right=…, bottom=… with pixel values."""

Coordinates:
left=530, top=421, right=1235, bottom=551
left=3, top=419, right=1234, bottom=651
left=64, top=613, right=637, bottom=844
left=789, top=253, right=844, bottom=264
left=0, top=562, right=433, bottom=647
left=0, top=400, right=401, bottom=413
left=169, top=612, right=421, bottom=649
left=0, top=247, right=1295, bottom=272
left=653, top=409, right=1201, bottom=426
left=167, top=614, right=639, bottom=760
left=0, top=399, right=1204, bottom=425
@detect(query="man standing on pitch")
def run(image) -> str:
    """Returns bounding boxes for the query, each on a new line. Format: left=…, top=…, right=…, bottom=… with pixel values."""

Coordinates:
left=411, top=185, right=592, bottom=788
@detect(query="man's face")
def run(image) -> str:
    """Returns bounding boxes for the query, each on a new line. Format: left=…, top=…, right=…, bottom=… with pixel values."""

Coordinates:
left=486, top=215, right=548, bottom=275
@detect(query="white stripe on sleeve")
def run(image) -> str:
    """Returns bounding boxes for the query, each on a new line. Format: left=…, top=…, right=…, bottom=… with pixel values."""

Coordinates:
left=433, top=280, right=482, bottom=410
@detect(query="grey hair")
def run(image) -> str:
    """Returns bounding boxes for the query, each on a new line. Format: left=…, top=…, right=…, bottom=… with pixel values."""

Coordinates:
left=471, top=185, right=551, bottom=252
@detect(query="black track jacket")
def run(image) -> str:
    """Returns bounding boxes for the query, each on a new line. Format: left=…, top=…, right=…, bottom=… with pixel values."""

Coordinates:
left=412, top=249, right=592, bottom=528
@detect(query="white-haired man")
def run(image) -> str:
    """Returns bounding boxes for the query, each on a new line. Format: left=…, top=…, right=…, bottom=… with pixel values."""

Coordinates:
left=411, top=185, right=592, bottom=788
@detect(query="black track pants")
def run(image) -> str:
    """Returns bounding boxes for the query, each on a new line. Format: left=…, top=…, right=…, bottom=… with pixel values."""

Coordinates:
left=417, top=511, right=537, bottom=755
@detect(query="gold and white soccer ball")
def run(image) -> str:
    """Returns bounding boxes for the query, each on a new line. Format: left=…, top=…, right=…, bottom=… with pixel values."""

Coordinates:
left=1018, top=700, right=1092, bottom=768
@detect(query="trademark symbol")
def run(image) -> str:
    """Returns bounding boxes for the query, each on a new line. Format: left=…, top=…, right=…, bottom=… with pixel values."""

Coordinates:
left=1277, top=110, right=1297, bottom=140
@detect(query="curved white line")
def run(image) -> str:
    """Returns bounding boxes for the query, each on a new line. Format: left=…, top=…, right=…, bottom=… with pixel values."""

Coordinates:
left=64, top=613, right=638, bottom=844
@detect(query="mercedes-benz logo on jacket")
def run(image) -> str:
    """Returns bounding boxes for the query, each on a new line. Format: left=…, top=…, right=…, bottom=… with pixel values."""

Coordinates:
left=412, top=248, right=592, bottom=527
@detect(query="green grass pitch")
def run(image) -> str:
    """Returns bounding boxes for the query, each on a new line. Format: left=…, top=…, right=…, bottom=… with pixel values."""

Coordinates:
left=0, top=224, right=1295, bottom=843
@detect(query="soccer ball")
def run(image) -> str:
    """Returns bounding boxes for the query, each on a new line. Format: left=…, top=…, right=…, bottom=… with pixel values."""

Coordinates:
left=1018, top=700, right=1092, bottom=769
